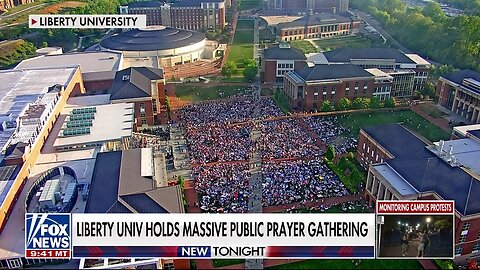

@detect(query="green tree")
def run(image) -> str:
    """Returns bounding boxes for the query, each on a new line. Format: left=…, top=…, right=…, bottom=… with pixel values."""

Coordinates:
left=421, top=82, right=436, bottom=98
left=41, top=41, right=48, bottom=48
left=336, top=97, right=352, bottom=111
left=370, top=96, right=382, bottom=108
left=243, top=58, right=257, bottom=68
left=221, top=61, right=238, bottom=77
left=352, top=97, right=370, bottom=109
left=321, top=100, right=332, bottom=112
left=384, top=97, right=396, bottom=108
left=206, top=31, right=216, bottom=40
left=325, top=145, right=335, bottom=161
left=243, top=65, right=258, bottom=81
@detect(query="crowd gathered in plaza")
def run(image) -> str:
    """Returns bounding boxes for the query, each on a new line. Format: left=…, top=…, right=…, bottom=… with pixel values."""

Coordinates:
left=193, top=163, right=251, bottom=213
left=186, top=123, right=254, bottom=164
left=178, top=97, right=358, bottom=212
left=260, top=119, right=323, bottom=159
left=262, top=159, right=349, bottom=206
left=303, top=116, right=357, bottom=154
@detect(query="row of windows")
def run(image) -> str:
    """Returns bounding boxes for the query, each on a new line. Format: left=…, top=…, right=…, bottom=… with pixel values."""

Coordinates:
left=277, top=63, right=294, bottom=69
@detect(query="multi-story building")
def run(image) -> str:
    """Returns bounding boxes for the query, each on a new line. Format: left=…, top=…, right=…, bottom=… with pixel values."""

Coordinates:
left=261, top=45, right=307, bottom=83
left=357, top=123, right=480, bottom=264
left=276, top=13, right=360, bottom=41
left=0, top=67, right=85, bottom=235
left=109, top=67, right=165, bottom=128
left=265, top=0, right=349, bottom=14
left=436, top=69, right=480, bottom=124
left=312, top=48, right=431, bottom=97
left=119, top=0, right=226, bottom=31
left=0, top=0, right=14, bottom=10
left=282, top=64, right=393, bottom=110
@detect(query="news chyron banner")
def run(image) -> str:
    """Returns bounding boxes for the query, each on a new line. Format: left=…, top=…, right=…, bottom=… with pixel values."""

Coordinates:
left=29, top=15, right=146, bottom=29
left=26, top=213, right=376, bottom=259
left=376, top=200, right=455, bottom=259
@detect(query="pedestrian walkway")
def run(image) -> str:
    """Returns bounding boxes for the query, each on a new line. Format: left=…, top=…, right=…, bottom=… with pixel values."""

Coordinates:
left=246, top=102, right=264, bottom=269
left=410, top=103, right=451, bottom=133
left=263, top=194, right=362, bottom=213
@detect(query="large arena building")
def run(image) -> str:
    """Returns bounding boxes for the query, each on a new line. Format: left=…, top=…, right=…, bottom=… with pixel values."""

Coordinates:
left=99, top=26, right=206, bottom=67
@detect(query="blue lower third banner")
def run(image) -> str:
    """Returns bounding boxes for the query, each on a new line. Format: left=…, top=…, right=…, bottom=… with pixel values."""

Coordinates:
left=73, top=246, right=374, bottom=258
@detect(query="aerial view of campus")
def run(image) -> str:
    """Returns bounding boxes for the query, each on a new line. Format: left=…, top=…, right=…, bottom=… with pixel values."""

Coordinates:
left=0, top=0, right=479, bottom=269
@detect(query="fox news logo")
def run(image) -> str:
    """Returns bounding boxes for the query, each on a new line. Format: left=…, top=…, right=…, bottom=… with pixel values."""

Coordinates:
left=25, top=214, right=71, bottom=259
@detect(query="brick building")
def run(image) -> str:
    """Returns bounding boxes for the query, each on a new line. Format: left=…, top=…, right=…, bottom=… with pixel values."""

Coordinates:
left=261, top=46, right=307, bottom=83
left=15, top=52, right=123, bottom=92
left=110, top=67, right=165, bottom=129
left=276, top=13, right=360, bottom=41
left=120, top=0, right=226, bottom=31
left=0, top=0, right=14, bottom=10
left=282, top=64, right=393, bottom=111
left=357, top=123, right=480, bottom=264
left=265, top=0, right=349, bottom=14
left=436, top=69, right=480, bottom=124
left=312, top=48, right=431, bottom=97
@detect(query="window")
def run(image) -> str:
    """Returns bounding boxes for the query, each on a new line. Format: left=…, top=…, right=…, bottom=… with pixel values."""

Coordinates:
left=313, top=93, right=319, bottom=101
left=141, top=119, right=147, bottom=125
left=463, top=222, right=471, bottom=231
left=346, top=82, right=350, bottom=89
left=455, top=246, right=463, bottom=256
left=473, top=242, right=480, bottom=253
left=322, top=93, right=327, bottom=100
left=354, top=82, right=359, bottom=89
left=362, top=142, right=365, bottom=150
left=459, top=234, right=467, bottom=243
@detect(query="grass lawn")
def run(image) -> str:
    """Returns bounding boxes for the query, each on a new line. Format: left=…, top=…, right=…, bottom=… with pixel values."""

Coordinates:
left=295, top=205, right=369, bottom=213
left=227, top=44, right=254, bottom=65
left=238, top=0, right=260, bottom=11
left=175, top=84, right=249, bottom=101
left=236, top=20, right=254, bottom=30
left=213, top=259, right=245, bottom=268
left=337, top=110, right=451, bottom=142
left=227, top=20, right=254, bottom=67
left=290, top=40, right=318, bottom=54
left=267, top=259, right=421, bottom=269
left=315, top=35, right=373, bottom=51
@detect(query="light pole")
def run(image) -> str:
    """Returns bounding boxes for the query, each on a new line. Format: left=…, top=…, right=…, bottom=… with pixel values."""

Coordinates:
left=426, top=217, right=431, bottom=232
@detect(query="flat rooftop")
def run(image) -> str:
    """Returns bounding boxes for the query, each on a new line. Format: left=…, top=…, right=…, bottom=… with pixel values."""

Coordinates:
left=53, top=96, right=134, bottom=149
left=454, top=123, right=480, bottom=138
left=0, top=158, right=95, bottom=259
left=366, top=68, right=394, bottom=79
left=371, top=163, right=418, bottom=197
left=14, top=52, right=123, bottom=81
left=405, top=54, right=431, bottom=66
left=0, top=67, right=78, bottom=152
left=431, top=138, right=480, bottom=175
left=260, top=15, right=302, bottom=26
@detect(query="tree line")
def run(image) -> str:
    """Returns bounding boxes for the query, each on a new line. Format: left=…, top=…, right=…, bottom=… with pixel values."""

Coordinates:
left=351, top=0, right=480, bottom=72
left=320, top=96, right=396, bottom=112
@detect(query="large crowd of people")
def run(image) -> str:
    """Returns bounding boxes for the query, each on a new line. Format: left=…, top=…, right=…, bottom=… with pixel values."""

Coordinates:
left=178, top=96, right=356, bottom=212
left=260, top=119, right=322, bottom=159
left=262, top=159, right=349, bottom=206
left=193, top=163, right=251, bottom=213
left=303, top=116, right=357, bottom=154
left=253, top=98, right=285, bottom=119
left=186, top=123, right=254, bottom=164
left=179, top=99, right=254, bottom=127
